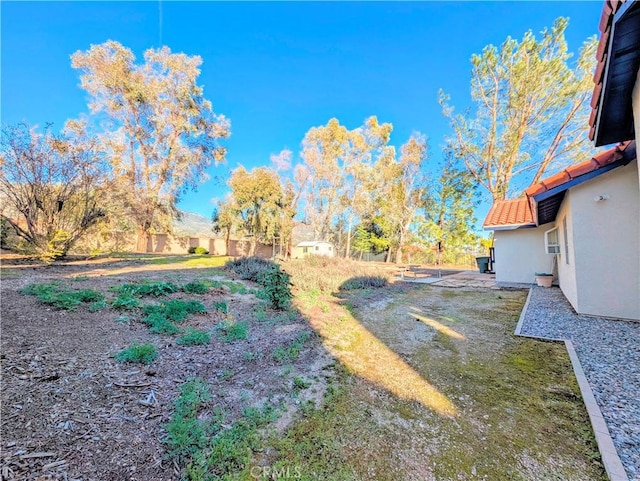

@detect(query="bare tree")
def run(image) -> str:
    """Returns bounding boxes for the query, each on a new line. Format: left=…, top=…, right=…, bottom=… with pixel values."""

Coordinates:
left=0, top=123, right=107, bottom=259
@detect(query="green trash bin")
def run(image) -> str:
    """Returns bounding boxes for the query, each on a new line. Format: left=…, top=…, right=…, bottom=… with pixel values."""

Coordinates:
left=476, top=256, right=490, bottom=273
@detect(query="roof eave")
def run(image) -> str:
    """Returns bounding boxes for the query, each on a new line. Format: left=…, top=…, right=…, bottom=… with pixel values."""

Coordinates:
left=593, top=1, right=640, bottom=146
left=483, top=223, right=537, bottom=231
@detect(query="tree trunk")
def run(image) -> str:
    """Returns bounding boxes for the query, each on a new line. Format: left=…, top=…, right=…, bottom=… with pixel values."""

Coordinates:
left=136, top=226, right=151, bottom=253
left=225, top=228, right=231, bottom=256
left=385, top=249, right=393, bottom=263
left=249, top=236, right=257, bottom=257
left=345, top=217, right=353, bottom=259
left=395, top=246, right=403, bottom=265
left=395, top=229, right=406, bottom=264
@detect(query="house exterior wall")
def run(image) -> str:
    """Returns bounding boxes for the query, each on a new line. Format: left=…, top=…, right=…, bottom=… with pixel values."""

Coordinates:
left=292, top=242, right=334, bottom=259
left=570, top=159, right=640, bottom=320
left=633, top=66, right=640, bottom=188
left=493, top=226, right=554, bottom=284
left=556, top=193, right=580, bottom=312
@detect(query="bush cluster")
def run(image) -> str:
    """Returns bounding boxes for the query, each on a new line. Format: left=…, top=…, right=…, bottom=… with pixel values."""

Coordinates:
left=339, top=276, right=388, bottom=290
left=225, top=256, right=274, bottom=282
left=226, top=257, right=293, bottom=310
left=22, top=282, right=105, bottom=311
left=258, top=266, right=293, bottom=310
left=188, top=246, right=209, bottom=255
left=115, top=343, right=158, bottom=364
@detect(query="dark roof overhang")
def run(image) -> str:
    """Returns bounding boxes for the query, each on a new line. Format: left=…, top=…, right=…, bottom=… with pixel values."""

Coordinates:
left=531, top=143, right=636, bottom=225
left=593, top=1, right=640, bottom=146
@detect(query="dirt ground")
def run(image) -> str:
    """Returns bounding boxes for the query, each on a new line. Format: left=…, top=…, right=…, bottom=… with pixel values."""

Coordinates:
left=1, top=255, right=605, bottom=481
left=0, top=256, right=333, bottom=481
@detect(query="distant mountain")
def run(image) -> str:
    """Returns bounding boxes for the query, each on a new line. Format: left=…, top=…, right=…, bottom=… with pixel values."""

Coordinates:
left=173, top=211, right=216, bottom=237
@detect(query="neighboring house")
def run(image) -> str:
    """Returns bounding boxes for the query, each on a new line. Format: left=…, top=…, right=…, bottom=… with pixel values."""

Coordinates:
left=484, top=0, right=640, bottom=321
left=292, top=241, right=335, bottom=259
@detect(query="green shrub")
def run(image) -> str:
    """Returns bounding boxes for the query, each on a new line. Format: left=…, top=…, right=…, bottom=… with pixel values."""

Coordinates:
left=339, top=275, right=388, bottom=290
left=273, top=332, right=311, bottom=363
left=143, top=299, right=207, bottom=323
left=212, top=301, right=228, bottom=314
left=111, top=294, right=141, bottom=310
left=73, top=289, right=104, bottom=302
left=0, top=217, right=9, bottom=248
left=141, top=313, right=181, bottom=335
left=165, top=378, right=220, bottom=464
left=177, top=328, right=211, bottom=346
left=21, top=282, right=60, bottom=298
left=115, top=343, right=158, bottom=364
left=89, top=300, right=108, bottom=312
left=115, top=280, right=179, bottom=297
left=215, top=319, right=248, bottom=342
left=182, top=281, right=210, bottom=295
left=198, top=278, right=249, bottom=294
left=22, top=283, right=105, bottom=311
left=187, top=246, right=209, bottom=255
left=166, top=378, right=278, bottom=479
left=258, top=265, right=293, bottom=310
left=292, top=376, right=311, bottom=391
left=225, top=256, right=275, bottom=282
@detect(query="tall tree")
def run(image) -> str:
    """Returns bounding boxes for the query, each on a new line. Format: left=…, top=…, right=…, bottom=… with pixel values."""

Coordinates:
left=212, top=197, right=239, bottom=256
left=377, top=134, right=428, bottom=264
left=71, top=41, right=230, bottom=251
left=227, top=166, right=283, bottom=256
left=0, top=123, right=107, bottom=260
left=340, top=116, right=393, bottom=258
left=440, top=18, right=597, bottom=200
left=420, top=153, right=478, bottom=263
left=299, top=116, right=394, bottom=257
left=300, top=118, right=349, bottom=241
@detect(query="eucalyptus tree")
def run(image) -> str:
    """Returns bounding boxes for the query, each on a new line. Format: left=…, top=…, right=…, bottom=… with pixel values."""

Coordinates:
left=340, top=116, right=394, bottom=258
left=440, top=18, right=597, bottom=200
left=226, top=166, right=283, bottom=256
left=420, top=152, right=479, bottom=263
left=71, top=41, right=230, bottom=251
left=212, top=198, right=239, bottom=256
left=300, top=118, right=349, bottom=241
left=377, top=134, right=428, bottom=264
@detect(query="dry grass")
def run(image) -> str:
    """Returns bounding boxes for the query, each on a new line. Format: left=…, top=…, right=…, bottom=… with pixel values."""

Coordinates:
left=283, top=255, right=391, bottom=293
left=272, top=284, right=606, bottom=481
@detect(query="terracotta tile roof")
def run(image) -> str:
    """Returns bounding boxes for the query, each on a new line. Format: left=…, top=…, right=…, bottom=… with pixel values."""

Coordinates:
left=588, top=0, right=628, bottom=142
left=483, top=197, right=534, bottom=229
left=524, top=141, right=634, bottom=197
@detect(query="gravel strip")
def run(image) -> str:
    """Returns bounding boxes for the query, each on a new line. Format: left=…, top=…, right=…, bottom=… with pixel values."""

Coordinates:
left=520, top=286, right=640, bottom=480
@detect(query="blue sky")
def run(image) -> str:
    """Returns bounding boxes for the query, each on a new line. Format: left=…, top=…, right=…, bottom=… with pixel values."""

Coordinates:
left=2, top=1, right=604, bottom=228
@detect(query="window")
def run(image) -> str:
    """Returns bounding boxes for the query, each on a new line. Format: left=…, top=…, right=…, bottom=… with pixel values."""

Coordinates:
left=315, top=246, right=319, bottom=251
left=544, top=227, right=560, bottom=254
left=303, top=247, right=308, bottom=253
left=562, top=218, right=569, bottom=264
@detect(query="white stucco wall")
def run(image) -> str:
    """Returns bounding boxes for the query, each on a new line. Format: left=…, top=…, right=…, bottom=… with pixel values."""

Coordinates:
left=570, top=159, right=640, bottom=320
left=494, top=226, right=555, bottom=284
left=633, top=66, right=640, bottom=188
left=556, top=193, right=579, bottom=311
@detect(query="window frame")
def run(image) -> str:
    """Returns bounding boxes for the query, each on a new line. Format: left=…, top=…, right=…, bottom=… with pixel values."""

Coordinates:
left=562, top=218, right=569, bottom=264
left=544, top=227, right=561, bottom=255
